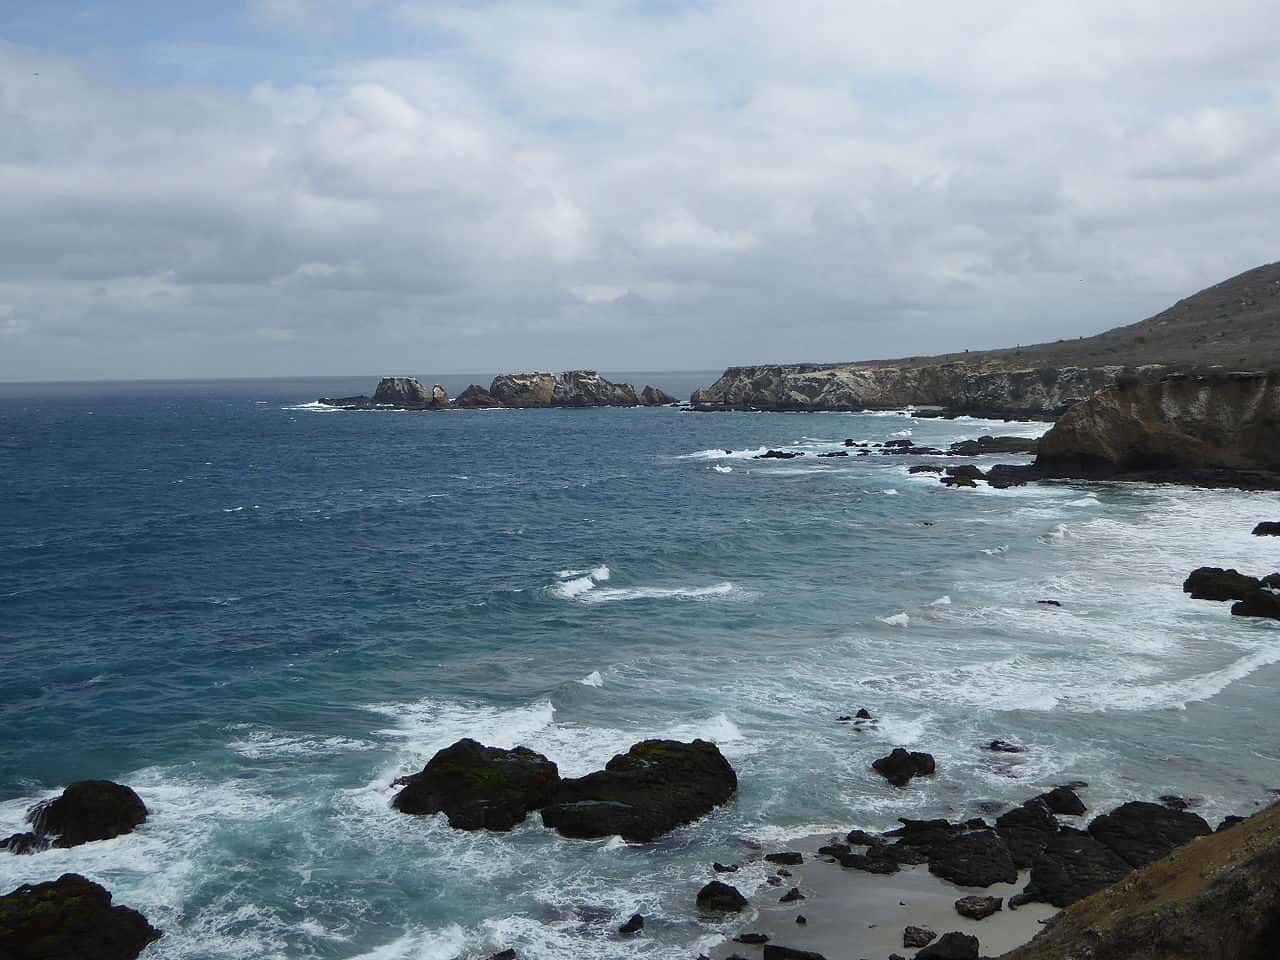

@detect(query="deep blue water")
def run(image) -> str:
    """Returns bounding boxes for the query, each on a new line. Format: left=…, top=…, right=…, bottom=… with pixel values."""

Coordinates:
left=1, top=376, right=1279, bottom=960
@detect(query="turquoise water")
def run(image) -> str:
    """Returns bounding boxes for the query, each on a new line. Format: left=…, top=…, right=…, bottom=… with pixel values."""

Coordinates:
left=1, top=376, right=1278, bottom=959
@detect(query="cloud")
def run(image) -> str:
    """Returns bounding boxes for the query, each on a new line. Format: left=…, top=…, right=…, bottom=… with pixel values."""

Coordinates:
left=2, top=1, right=1280, bottom=380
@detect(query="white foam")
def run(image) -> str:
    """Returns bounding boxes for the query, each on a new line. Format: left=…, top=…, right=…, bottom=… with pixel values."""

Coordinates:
left=221, top=506, right=244, bottom=513
left=549, top=565, right=610, bottom=600
left=712, top=465, right=733, bottom=474
left=929, top=595, right=952, bottom=606
left=226, top=728, right=375, bottom=760
left=879, top=612, right=910, bottom=627
left=981, top=544, right=1010, bottom=555
left=1039, top=523, right=1070, bottom=543
left=579, top=581, right=738, bottom=604
left=282, top=401, right=341, bottom=412
left=578, top=671, right=604, bottom=688
left=883, top=489, right=899, bottom=496
left=679, top=446, right=767, bottom=460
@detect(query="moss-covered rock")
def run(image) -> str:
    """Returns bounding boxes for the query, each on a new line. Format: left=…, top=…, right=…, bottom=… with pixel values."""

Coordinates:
left=0, top=873, right=160, bottom=960
left=392, top=739, right=561, bottom=831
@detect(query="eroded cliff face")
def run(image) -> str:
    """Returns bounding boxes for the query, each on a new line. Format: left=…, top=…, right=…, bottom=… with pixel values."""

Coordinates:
left=1035, top=371, right=1280, bottom=476
left=690, top=362, right=1144, bottom=419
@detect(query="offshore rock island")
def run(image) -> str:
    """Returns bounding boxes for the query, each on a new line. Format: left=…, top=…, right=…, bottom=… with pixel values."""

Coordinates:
left=318, top=370, right=677, bottom=410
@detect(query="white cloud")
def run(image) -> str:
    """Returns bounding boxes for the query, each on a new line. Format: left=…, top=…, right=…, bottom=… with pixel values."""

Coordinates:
left=2, top=0, right=1280, bottom=380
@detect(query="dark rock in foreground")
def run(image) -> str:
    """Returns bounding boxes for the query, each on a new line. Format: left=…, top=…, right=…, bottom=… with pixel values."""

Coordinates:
left=903, top=925, right=936, bottom=948
left=696, top=880, right=747, bottom=912
left=927, top=829, right=1017, bottom=887
left=27, top=780, right=148, bottom=849
left=0, top=833, right=50, bottom=855
left=915, top=931, right=980, bottom=959
left=755, top=450, right=804, bottom=459
left=541, top=739, right=736, bottom=841
left=392, top=739, right=560, bottom=831
left=1086, top=800, right=1212, bottom=868
left=1018, top=829, right=1133, bottom=907
left=1037, top=785, right=1086, bottom=816
left=954, top=895, right=1002, bottom=920
left=872, top=748, right=936, bottom=788
left=618, top=913, right=644, bottom=935
left=995, top=800, right=1060, bottom=868
left=0, top=873, right=160, bottom=960
left=1253, top=521, right=1280, bottom=536
left=762, top=946, right=826, bottom=960
left=1232, top=588, right=1280, bottom=621
left=1183, top=566, right=1261, bottom=601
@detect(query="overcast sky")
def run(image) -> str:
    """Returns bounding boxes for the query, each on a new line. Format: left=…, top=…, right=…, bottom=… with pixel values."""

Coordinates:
left=2, top=1, right=1278, bottom=381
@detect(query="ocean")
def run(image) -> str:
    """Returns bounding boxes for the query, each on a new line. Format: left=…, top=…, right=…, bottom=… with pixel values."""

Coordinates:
left=1, top=375, right=1278, bottom=960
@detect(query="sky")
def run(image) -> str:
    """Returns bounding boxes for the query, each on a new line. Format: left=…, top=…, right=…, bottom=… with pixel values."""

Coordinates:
left=1, top=1, right=1279, bottom=381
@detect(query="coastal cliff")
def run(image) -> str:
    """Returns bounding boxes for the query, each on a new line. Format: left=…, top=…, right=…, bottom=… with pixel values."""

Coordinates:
left=1032, top=371, right=1280, bottom=485
left=690, top=362, right=1135, bottom=419
left=691, top=259, right=1280, bottom=416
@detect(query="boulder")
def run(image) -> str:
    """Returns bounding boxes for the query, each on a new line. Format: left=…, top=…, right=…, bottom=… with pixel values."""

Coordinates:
left=1183, top=567, right=1261, bottom=601
left=391, top=739, right=560, bottom=831
left=839, top=847, right=900, bottom=875
left=872, top=749, right=936, bottom=788
left=640, top=385, right=678, bottom=406
left=927, top=830, right=1017, bottom=887
left=765, top=851, right=804, bottom=865
left=904, top=925, right=937, bottom=948
left=1037, top=785, right=1086, bottom=816
left=762, top=947, right=826, bottom=960
left=0, top=873, right=161, bottom=960
left=1018, top=828, right=1133, bottom=907
left=1231, top=588, right=1280, bottom=620
left=986, top=739, right=1024, bottom=753
left=619, top=914, right=644, bottom=935
left=27, top=780, right=147, bottom=848
left=915, top=932, right=980, bottom=959
left=540, top=739, right=736, bottom=841
left=735, top=932, right=769, bottom=944
left=696, top=880, right=747, bottom=912
left=995, top=800, right=1060, bottom=868
left=779, top=887, right=805, bottom=903
left=1253, top=522, right=1280, bottom=536
left=1086, top=800, right=1212, bottom=868
left=954, top=895, right=1002, bottom=920
left=945, top=465, right=986, bottom=480
left=453, top=384, right=501, bottom=408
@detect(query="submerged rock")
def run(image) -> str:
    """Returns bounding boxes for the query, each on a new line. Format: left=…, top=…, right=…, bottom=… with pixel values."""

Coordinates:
left=392, top=739, right=560, bottom=831
left=1252, top=521, right=1280, bottom=536
left=986, top=739, right=1025, bottom=753
left=1183, top=567, right=1261, bottom=601
left=541, top=739, right=736, bottom=842
left=754, top=450, right=804, bottom=459
left=696, top=880, right=747, bottom=912
left=0, top=873, right=161, bottom=960
left=872, top=748, right=936, bottom=787
left=27, top=780, right=148, bottom=849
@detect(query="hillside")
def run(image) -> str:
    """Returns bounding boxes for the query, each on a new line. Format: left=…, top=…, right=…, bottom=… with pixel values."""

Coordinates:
left=690, top=260, right=1280, bottom=415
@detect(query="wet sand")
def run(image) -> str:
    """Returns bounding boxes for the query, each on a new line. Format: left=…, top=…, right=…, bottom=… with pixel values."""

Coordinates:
left=711, top=834, right=1056, bottom=960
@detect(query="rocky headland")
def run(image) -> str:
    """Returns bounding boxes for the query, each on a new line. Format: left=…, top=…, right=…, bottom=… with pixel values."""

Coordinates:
left=318, top=371, right=677, bottom=410
left=691, top=260, right=1280, bottom=418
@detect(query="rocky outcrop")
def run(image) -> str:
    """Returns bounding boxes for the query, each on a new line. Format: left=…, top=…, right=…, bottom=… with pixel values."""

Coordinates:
left=689, top=363, right=1134, bottom=418
left=949, top=436, right=1041, bottom=456
left=540, top=739, right=737, bottom=841
left=488, top=372, right=557, bottom=407
left=4, top=781, right=149, bottom=851
left=551, top=371, right=639, bottom=407
left=452, top=384, right=501, bottom=408
left=318, top=377, right=447, bottom=410
left=323, top=371, right=674, bottom=410
left=392, top=739, right=560, bottom=831
left=1086, top=801, right=1212, bottom=868
left=641, top=385, right=678, bottom=405
left=696, top=880, right=747, bottom=912
left=1033, top=371, right=1280, bottom=486
left=872, top=749, right=936, bottom=788
left=1183, top=567, right=1262, bottom=601
left=0, top=873, right=161, bottom=960
left=1002, top=802, right=1280, bottom=960
left=1253, top=521, right=1280, bottom=536
left=1232, top=588, right=1280, bottom=621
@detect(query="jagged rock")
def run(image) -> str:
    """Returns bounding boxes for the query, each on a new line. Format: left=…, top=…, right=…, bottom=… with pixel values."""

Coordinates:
left=1037, top=785, right=1086, bottom=816
left=1086, top=800, right=1212, bottom=868
left=619, top=914, right=644, bottom=935
left=392, top=739, right=560, bottom=831
left=1183, top=567, right=1262, bottom=601
left=884, top=818, right=960, bottom=856
left=696, top=881, right=747, bottom=912
left=640, top=385, right=677, bottom=406
left=755, top=450, right=804, bottom=459
left=1253, top=522, right=1280, bottom=536
left=540, top=739, right=736, bottom=841
left=0, top=832, right=49, bottom=855
left=855, top=708, right=873, bottom=720
left=779, top=887, right=805, bottom=903
left=904, top=925, right=937, bottom=948
left=489, top=372, right=557, bottom=407
left=928, top=830, right=1017, bottom=887
left=846, top=828, right=881, bottom=845
left=949, top=436, right=1040, bottom=456
left=552, top=370, right=639, bottom=407
left=872, top=748, right=936, bottom=787
left=0, top=873, right=161, bottom=960
left=453, top=384, right=501, bottom=408
left=839, top=847, right=900, bottom=874
left=996, top=800, right=1060, bottom=868
left=818, top=842, right=850, bottom=857
left=915, top=932, right=980, bottom=959
left=954, top=895, right=1002, bottom=920
left=1232, top=588, right=1280, bottom=620
left=945, top=464, right=986, bottom=480
left=371, top=377, right=448, bottom=408
left=1019, top=828, right=1134, bottom=907
left=27, top=780, right=147, bottom=849
left=765, top=851, right=803, bottom=865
